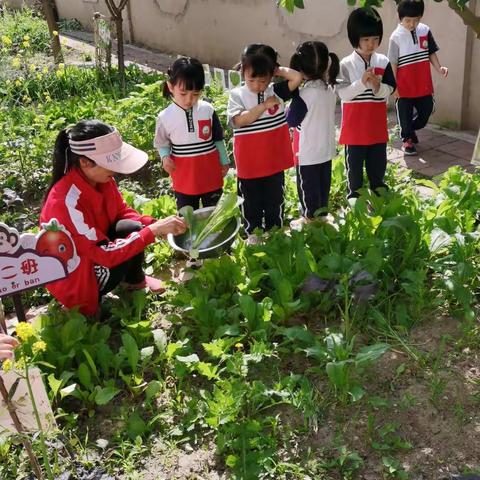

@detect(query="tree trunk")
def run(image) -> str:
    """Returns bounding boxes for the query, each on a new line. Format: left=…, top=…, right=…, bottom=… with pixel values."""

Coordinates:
left=42, top=0, right=63, bottom=65
left=127, top=0, right=135, bottom=44
left=115, top=14, right=125, bottom=91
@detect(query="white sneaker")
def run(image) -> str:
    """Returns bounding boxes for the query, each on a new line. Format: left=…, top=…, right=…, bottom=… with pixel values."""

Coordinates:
left=289, top=217, right=310, bottom=231
left=246, top=234, right=262, bottom=246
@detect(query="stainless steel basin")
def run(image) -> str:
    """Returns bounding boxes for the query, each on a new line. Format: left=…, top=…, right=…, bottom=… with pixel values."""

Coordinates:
left=167, top=206, right=242, bottom=259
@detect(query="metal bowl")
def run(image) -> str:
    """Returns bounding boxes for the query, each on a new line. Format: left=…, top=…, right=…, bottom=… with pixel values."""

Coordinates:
left=167, top=206, right=242, bottom=259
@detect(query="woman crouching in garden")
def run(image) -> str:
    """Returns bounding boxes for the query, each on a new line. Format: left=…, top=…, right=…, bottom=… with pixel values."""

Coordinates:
left=40, top=119, right=186, bottom=317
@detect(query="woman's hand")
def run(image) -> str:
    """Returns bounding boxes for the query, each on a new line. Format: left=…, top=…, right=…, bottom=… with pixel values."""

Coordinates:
left=162, top=156, right=175, bottom=175
left=149, top=215, right=187, bottom=239
left=0, top=333, right=18, bottom=360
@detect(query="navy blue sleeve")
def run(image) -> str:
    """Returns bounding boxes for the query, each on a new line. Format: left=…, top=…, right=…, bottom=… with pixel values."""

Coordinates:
left=286, top=95, right=308, bottom=128
left=428, top=30, right=439, bottom=55
left=212, top=111, right=224, bottom=142
left=273, top=80, right=293, bottom=101
left=382, top=62, right=396, bottom=92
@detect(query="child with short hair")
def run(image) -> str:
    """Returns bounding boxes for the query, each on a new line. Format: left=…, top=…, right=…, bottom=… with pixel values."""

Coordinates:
left=337, top=7, right=396, bottom=200
left=227, top=44, right=302, bottom=243
left=154, top=57, right=230, bottom=210
left=287, top=41, right=339, bottom=229
left=388, top=0, right=448, bottom=156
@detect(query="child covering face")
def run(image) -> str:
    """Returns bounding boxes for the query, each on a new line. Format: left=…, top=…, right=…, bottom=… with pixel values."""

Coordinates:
left=287, top=41, right=340, bottom=229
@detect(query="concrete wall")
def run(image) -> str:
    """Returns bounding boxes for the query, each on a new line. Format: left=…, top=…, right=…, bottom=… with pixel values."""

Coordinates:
left=4, top=0, right=479, bottom=130
left=464, top=0, right=480, bottom=131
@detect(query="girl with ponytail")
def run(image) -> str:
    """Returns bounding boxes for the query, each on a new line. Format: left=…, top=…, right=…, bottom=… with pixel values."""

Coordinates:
left=41, top=119, right=186, bottom=317
left=287, top=41, right=339, bottom=229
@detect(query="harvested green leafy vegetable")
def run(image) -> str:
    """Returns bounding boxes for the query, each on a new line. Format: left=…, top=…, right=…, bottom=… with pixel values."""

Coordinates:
left=179, top=192, right=243, bottom=258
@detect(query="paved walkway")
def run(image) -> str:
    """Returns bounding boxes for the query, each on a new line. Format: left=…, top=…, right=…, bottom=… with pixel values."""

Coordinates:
left=61, top=31, right=477, bottom=179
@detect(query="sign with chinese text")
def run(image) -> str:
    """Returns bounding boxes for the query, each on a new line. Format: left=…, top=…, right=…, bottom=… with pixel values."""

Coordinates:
left=0, top=219, right=79, bottom=297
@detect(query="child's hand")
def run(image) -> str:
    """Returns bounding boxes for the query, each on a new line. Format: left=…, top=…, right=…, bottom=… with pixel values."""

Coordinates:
left=439, top=66, right=448, bottom=78
left=263, top=95, right=280, bottom=110
left=221, top=165, right=229, bottom=177
left=162, top=156, right=175, bottom=175
left=0, top=333, right=18, bottom=360
left=361, top=68, right=373, bottom=86
left=369, top=74, right=381, bottom=93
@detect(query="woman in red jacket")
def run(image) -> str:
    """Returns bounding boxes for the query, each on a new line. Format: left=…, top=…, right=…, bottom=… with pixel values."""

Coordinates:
left=40, top=119, right=186, bottom=317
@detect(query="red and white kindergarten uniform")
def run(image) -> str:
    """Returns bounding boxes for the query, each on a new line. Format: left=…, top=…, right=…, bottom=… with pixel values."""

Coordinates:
left=337, top=51, right=396, bottom=198
left=40, top=169, right=156, bottom=316
left=388, top=23, right=439, bottom=141
left=227, top=81, right=294, bottom=234
left=154, top=100, right=224, bottom=205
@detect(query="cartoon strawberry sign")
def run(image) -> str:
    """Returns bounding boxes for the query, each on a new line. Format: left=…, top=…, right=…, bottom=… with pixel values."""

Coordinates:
left=0, top=219, right=78, bottom=297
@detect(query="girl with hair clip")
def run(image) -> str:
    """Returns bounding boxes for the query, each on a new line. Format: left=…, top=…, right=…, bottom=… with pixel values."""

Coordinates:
left=337, top=7, right=396, bottom=201
left=227, top=44, right=302, bottom=245
left=40, top=119, right=186, bottom=317
left=154, top=57, right=230, bottom=211
left=286, top=41, right=339, bottom=230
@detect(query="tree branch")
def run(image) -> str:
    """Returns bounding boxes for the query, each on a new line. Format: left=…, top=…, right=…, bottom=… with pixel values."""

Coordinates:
left=447, top=0, right=480, bottom=38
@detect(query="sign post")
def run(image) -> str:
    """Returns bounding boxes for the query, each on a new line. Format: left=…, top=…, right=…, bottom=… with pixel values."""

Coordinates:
left=0, top=219, right=77, bottom=477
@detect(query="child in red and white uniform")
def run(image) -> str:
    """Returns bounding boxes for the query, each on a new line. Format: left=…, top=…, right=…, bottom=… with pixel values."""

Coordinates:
left=154, top=57, right=229, bottom=210
left=337, top=7, right=396, bottom=200
left=287, top=41, right=339, bottom=229
left=41, top=120, right=186, bottom=317
left=388, top=0, right=448, bottom=156
left=227, top=44, right=302, bottom=244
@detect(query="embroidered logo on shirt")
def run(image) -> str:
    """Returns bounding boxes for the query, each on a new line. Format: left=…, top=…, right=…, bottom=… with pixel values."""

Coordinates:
left=197, top=119, right=212, bottom=141
left=268, top=104, right=279, bottom=115
left=419, top=35, right=428, bottom=50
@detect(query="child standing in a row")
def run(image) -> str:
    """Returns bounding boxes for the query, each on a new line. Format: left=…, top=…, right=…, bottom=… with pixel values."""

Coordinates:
left=227, top=44, right=302, bottom=244
left=287, top=41, right=339, bottom=228
left=337, top=7, right=396, bottom=200
left=388, top=0, right=448, bottom=156
left=154, top=57, right=230, bottom=210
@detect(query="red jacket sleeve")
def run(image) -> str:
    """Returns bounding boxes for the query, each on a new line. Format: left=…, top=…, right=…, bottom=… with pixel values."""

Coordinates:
left=41, top=198, right=155, bottom=269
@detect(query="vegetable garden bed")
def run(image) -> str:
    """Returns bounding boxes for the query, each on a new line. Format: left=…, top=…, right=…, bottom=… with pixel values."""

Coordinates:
left=1, top=8, right=479, bottom=480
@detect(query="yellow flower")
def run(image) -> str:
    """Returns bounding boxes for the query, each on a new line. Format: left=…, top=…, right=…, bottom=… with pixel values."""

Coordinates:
left=58, top=62, right=65, bottom=70
left=235, top=342, right=244, bottom=350
left=32, top=341, right=47, bottom=354
left=16, top=322, right=35, bottom=342
left=2, top=35, right=12, bottom=46
left=2, top=358, right=13, bottom=372
left=15, top=358, right=25, bottom=370
left=55, top=69, right=64, bottom=78
left=42, top=66, right=48, bottom=74
left=23, top=35, right=30, bottom=41
left=15, top=79, right=22, bottom=87
left=52, top=30, right=59, bottom=36
left=22, top=41, right=30, bottom=49
left=29, top=64, right=36, bottom=73
left=11, top=57, right=21, bottom=68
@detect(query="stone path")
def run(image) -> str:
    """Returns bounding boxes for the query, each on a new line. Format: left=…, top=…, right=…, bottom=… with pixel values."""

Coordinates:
left=61, top=30, right=477, bottom=179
